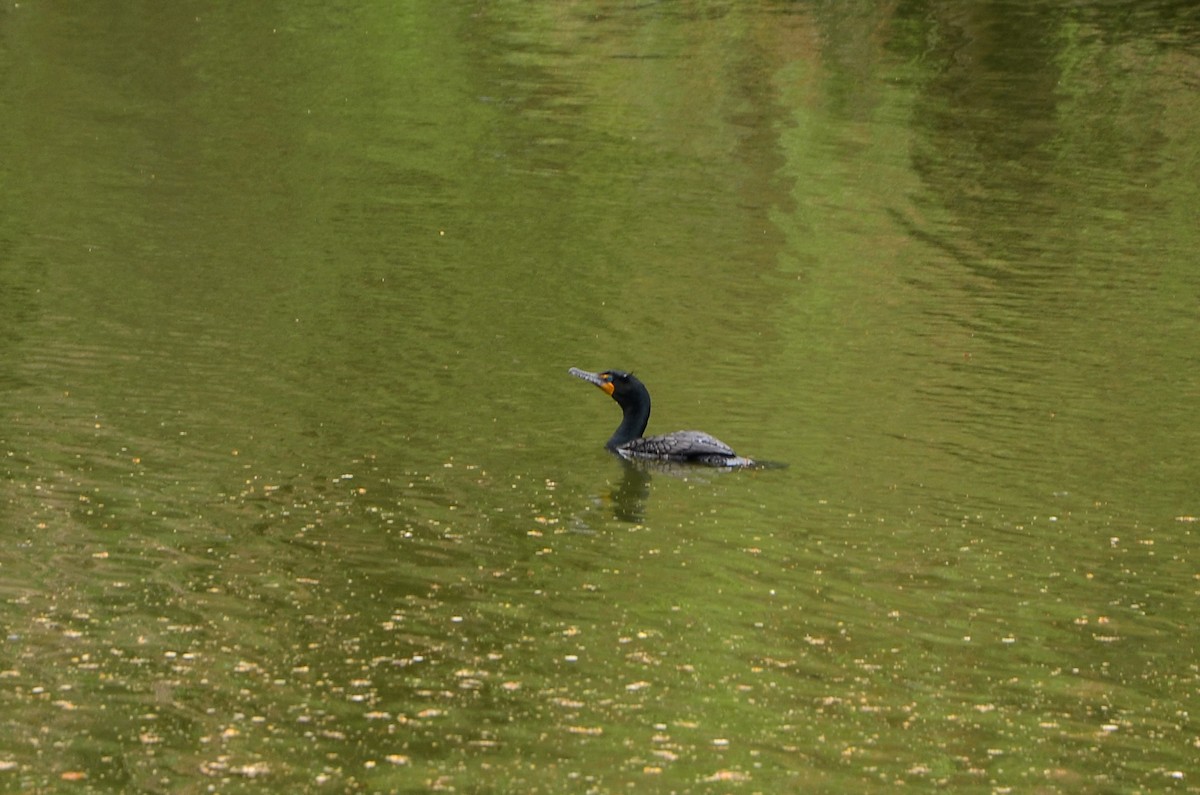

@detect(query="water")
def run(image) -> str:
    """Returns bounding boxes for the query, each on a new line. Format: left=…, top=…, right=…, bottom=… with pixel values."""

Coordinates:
left=2, top=1, right=1198, bottom=792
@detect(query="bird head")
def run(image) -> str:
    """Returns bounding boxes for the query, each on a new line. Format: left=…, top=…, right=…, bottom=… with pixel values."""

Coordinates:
left=568, top=368, right=647, bottom=409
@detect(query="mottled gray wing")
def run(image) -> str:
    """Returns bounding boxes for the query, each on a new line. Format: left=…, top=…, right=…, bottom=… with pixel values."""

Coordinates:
left=624, top=430, right=736, bottom=459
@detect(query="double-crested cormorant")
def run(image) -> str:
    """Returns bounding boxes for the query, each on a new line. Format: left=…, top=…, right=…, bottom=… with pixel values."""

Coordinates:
left=569, top=367, right=757, bottom=468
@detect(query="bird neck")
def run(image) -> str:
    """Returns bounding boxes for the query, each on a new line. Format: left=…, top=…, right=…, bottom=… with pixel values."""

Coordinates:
left=606, top=392, right=651, bottom=450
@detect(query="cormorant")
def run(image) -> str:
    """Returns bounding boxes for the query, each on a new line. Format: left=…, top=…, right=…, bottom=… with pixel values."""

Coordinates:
left=568, top=367, right=757, bottom=468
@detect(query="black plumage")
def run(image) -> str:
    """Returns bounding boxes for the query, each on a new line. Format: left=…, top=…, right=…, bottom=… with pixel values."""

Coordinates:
left=568, top=368, right=757, bottom=468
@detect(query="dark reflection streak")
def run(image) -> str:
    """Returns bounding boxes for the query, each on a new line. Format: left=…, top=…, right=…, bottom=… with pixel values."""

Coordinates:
left=604, top=456, right=760, bottom=523
left=609, top=459, right=651, bottom=523
left=885, top=206, right=974, bottom=270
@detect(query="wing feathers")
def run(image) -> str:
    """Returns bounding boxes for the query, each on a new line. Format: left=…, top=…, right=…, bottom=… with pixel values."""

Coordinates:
left=621, top=430, right=736, bottom=460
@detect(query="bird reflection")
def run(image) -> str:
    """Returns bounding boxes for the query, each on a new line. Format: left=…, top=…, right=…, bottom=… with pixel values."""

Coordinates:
left=605, top=456, right=743, bottom=523
left=608, top=459, right=652, bottom=523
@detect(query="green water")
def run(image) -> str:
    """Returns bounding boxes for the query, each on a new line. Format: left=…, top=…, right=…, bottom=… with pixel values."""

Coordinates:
left=2, top=2, right=1198, bottom=792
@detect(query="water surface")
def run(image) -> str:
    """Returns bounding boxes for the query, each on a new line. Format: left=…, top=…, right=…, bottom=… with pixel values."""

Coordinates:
left=1, top=1, right=1198, bottom=792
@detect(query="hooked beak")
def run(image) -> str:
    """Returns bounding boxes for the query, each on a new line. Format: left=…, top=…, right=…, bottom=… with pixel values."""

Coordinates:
left=569, top=367, right=615, bottom=396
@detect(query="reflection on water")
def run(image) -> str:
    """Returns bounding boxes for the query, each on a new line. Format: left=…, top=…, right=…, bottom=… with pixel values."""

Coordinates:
left=600, top=457, right=781, bottom=524
left=1, top=0, right=1198, bottom=791
left=608, top=460, right=652, bottom=524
